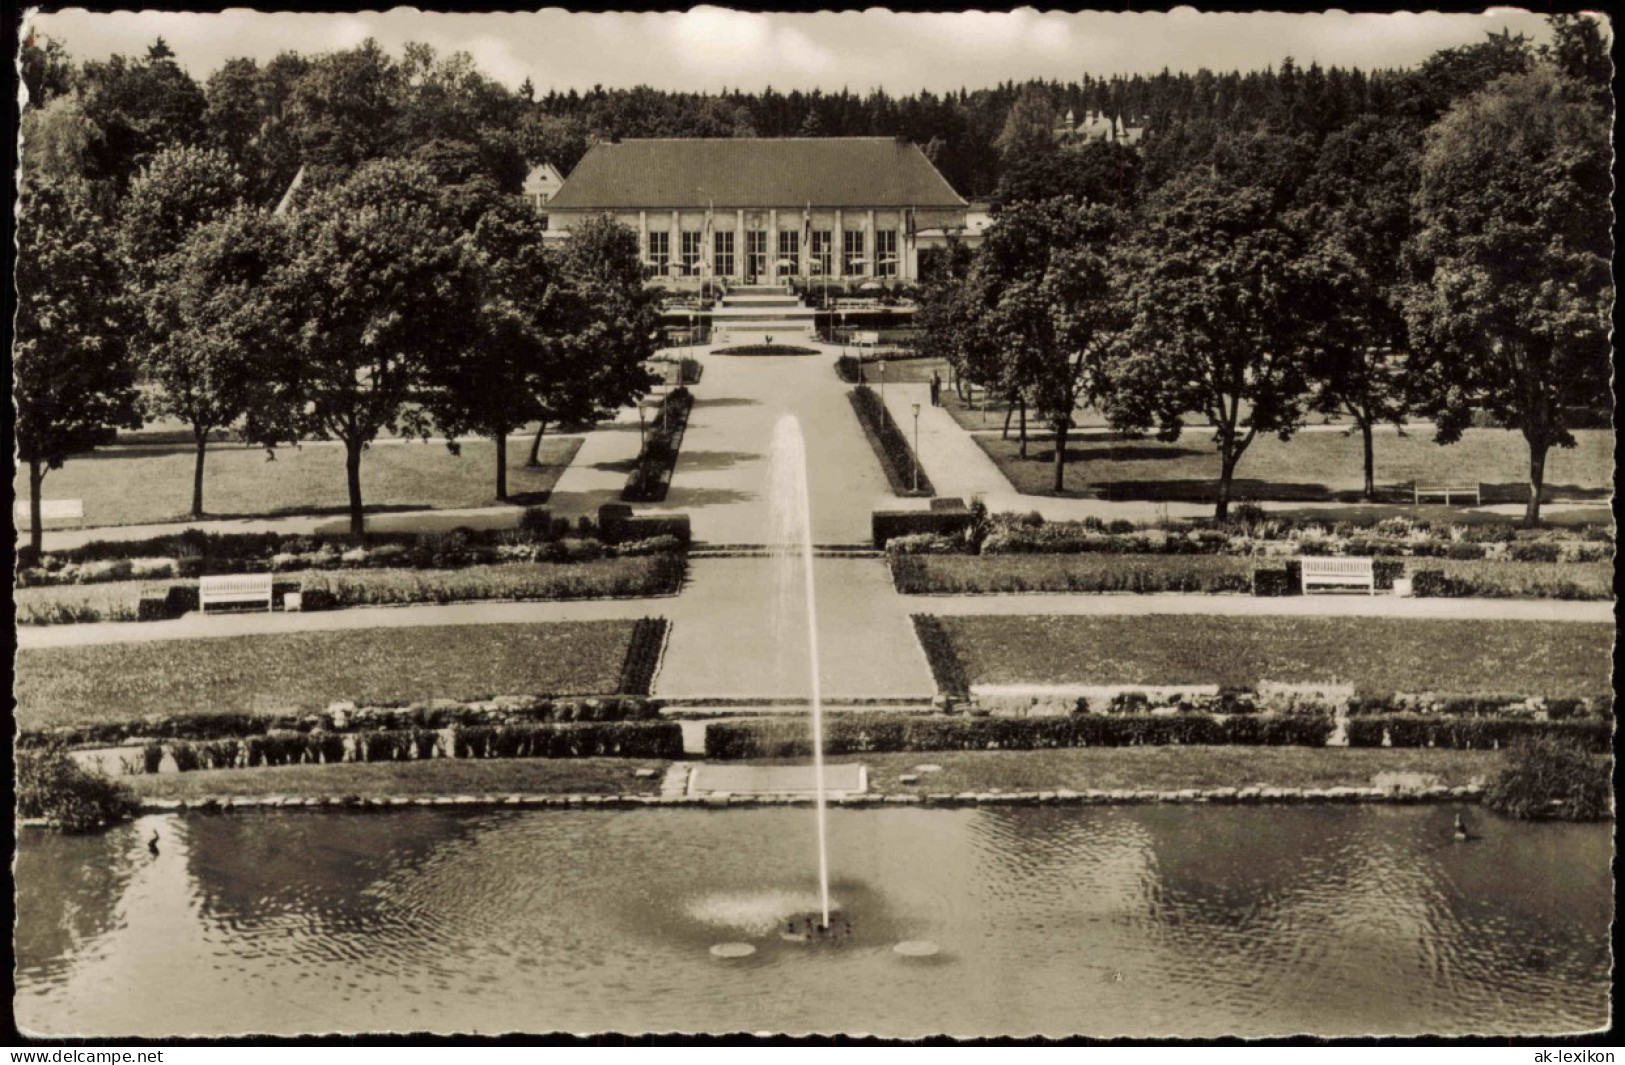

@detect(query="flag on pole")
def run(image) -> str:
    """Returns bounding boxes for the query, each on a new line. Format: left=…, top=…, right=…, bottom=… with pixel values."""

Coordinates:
left=802, top=202, right=812, bottom=275
left=703, top=199, right=714, bottom=276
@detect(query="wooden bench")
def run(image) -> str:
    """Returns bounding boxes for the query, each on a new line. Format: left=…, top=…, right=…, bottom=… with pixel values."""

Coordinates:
left=1414, top=483, right=1482, bottom=506
left=1299, top=556, right=1376, bottom=595
left=199, top=573, right=275, bottom=613
left=14, top=499, right=85, bottom=527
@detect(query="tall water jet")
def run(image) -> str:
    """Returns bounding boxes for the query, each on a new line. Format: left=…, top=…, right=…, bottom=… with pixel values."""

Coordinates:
left=768, top=413, right=831, bottom=929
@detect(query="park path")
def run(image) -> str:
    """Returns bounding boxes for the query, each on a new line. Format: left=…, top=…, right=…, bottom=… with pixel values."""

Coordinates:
left=636, top=342, right=894, bottom=545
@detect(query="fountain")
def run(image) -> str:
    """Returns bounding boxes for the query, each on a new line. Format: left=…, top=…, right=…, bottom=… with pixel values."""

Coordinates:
left=768, top=414, right=832, bottom=931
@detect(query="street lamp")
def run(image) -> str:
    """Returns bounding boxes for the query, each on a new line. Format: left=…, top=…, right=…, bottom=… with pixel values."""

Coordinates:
left=911, top=402, right=921, bottom=493
left=878, top=360, right=886, bottom=405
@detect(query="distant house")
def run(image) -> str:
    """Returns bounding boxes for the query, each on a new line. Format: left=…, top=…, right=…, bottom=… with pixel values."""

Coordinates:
left=544, top=137, right=969, bottom=283
left=915, top=200, right=992, bottom=251
left=523, top=162, right=566, bottom=212
left=1053, top=109, right=1145, bottom=148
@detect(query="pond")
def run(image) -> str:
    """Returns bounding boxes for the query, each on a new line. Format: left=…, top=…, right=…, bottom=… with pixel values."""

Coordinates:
left=14, top=805, right=1611, bottom=1038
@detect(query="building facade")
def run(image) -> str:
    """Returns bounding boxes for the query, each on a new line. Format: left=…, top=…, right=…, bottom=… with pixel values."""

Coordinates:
left=522, top=163, right=566, bottom=211
left=544, top=138, right=968, bottom=283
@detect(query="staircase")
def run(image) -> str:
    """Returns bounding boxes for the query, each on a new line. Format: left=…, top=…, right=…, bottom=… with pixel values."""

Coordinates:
left=710, top=286, right=820, bottom=346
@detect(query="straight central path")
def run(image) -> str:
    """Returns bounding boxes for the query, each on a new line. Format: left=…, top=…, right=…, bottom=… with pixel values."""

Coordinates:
left=638, top=344, right=894, bottom=545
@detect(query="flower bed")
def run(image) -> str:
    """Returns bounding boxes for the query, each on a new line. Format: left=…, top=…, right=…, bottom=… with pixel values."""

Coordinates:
left=711, top=344, right=821, bottom=356
left=298, top=556, right=684, bottom=610
left=892, top=554, right=1258, bottom=595
left=704, top=713, right=1335, bottom=758
left=849, top=384, right=934, bottom=497
left=623, top=387, right=694, bottom=503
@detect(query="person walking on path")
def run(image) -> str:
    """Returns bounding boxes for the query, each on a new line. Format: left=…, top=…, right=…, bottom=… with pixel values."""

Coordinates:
left=929, top=371, right=942, bottom=407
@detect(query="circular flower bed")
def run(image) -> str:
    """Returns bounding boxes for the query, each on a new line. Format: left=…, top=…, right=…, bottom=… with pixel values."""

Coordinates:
left=711, top=344, right=821, bottom=356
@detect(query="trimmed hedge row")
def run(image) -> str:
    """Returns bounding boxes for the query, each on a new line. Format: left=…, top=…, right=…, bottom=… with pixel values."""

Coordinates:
left=703, top=713, right=1335, bottom=758
left=849, top=384, right=934, bottom=497
left=18, top=697, right=665, bottom=749
left=598, top=503, right=692, bottom=547
left=835, top=354, right=863, bottom=383
left=1344, top=715, right=1613, bottom=752
left=451, top=722, right=682, bottom=759
left=874, top=506, right=976, bottom=549
left=617, top=618, right=670, bottom=696
left=623, top=387, right=694, bottom=503
left=910, top=615, right=970, bottom=698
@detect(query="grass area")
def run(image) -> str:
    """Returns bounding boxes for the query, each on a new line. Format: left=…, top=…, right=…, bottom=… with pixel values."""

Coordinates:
left=15, top=435, right=581, bottom=529
left=122, top=757, right=670, bottom=800
left=791, top=747, right=1515, bottom=794
left=933, top=615, right=1614, bottom=697
left=973, top=427, right=1613, bottom=503
left=15, top=621, right=638, bottom=729
left=891, top=554, right=1614, bottom=599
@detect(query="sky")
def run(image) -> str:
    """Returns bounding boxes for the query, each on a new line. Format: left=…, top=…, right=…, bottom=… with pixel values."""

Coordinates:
left=24, top=6, right=1592, bottom=94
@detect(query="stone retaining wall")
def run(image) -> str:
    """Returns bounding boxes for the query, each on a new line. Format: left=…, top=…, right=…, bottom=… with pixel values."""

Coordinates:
left=133, top=782, right=1485, bottom=814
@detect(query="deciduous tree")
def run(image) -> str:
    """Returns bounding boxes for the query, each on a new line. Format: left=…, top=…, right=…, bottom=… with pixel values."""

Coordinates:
left=1403, top=67, right=1611, bottom=527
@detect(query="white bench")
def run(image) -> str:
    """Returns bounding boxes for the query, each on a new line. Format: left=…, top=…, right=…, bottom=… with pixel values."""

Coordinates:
left=14, top=499, right=84, bottom=526
left=199, top=573, right=275, bottom=613
left=1299, top=556, right=1376, bottom=595
left=1414, top=483, right=1481, bottom=505
left=852, top=330, right=881, bottom=348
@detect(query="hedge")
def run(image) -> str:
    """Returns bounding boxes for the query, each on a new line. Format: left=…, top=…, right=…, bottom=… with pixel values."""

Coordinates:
left=873, top=507, right=975, bottom=549
left=848, top=384, right=934, bottom=497
left=1344, top=715, right=1612, bottom=752
left=835, top=354, right=863, bottom=383
left=910, top=614, right=970, bottom=697
left=623, top=387, right=694, bottom=503
left=18, top=696, right=666, bottom=750
left=617, top=618, right=670, bottom=696
left=450, top=722, right=682, bottom=760
left=703, top=712, right=1334, bottom=758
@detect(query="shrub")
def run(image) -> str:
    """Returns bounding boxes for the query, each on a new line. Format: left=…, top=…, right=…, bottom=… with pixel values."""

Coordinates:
left=886, top=533, right=964, bottom=556
left=910, top=615, right=969, bottom=697
left=1344, top=715, right=1612, bottom=752
left=617, top=617, right=670, bottom=696
left=169, top=742, right=202, bottom=772
left=712, top=344, right=820, bottom=356
left=849, top=385, right=934, bottom=496
left=623, top=387, right=694, bottom=503
left=142, top=743, right=164, bottom=774
left=873, top=508, right=975, bottom=549
left=620, top=514, right=692, bottom=546
left=1409, top=569, right=1458, bottom=598
left=1484, top=737, right=1613, bottom=821
left=16, top=745, right=139, bottom=832
left=1252, top=567, right=1293, bottom=597
left=517, top=506, right=554, bottom=539
left=835, top=354, right=862, bottom=383
left=453, top=721, right=681, bottom=759
left=1509, top=541, right=1562, bottom=563
left=703, top=712, right=1332, bottom=758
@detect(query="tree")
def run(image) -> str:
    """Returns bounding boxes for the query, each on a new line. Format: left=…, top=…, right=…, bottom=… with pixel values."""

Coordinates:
left=424, top=198, right=571, bottom=500
left=14, top=179, right=143, bottom=557
left=1113, top=168, right=1315, bottom=520
left=118, top=145, right=247, bottom=286
left=993, top=84, right=1058, bottom=164
left=1540, top=14, right=1610, bottom=102
left=995, top=140, right=1141, bottom=211
left=258, top=159, right=475, bottom=535
left=21, top=30, right=76, bottom=107
left=1403, top=67, right=1611, bottom=527
left=141, top=208, right=290, bottom=517
left=19, top=92, right=99, bottom=184
left=77, top=43, right=207, bottom=189
left=1295, top=116, right=1422, bottom=499
left=283, top=39, right=403, bottom=179
left=967, top=198, right=1132, bottom=492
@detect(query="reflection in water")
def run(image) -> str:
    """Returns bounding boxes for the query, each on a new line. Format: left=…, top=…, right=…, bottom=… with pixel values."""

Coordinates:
left=14, top=806, right=1612, bottom=1038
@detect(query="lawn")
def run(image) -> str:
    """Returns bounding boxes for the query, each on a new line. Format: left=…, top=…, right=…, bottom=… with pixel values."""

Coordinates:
left=891, top=554, right=1614, bottom=599
left=796, top=747, right=1514, bottom=794
left=930, top=615, right=1615, bottom=697
left=122, top=757, right=670, bottom=800
left=15, top=620, right=638, bottom=729
left=15, top=435, right=581, bottom=529
left=973, top=427, right=1613, bottom=504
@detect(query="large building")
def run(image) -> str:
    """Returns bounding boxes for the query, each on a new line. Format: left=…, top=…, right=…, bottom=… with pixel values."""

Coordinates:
left=544, top=137, right=969, bottom=284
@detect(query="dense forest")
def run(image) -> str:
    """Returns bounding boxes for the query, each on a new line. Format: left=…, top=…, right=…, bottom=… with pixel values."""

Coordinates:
left=20, top=18, right=1606, bottom=206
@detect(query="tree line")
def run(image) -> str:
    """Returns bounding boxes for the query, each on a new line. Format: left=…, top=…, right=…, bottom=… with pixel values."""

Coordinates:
left=918, top=17, right=1610, bottom=526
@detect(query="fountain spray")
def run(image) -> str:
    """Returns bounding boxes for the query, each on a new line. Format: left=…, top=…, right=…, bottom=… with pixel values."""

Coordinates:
left=769, top=415, right=831, bottom=929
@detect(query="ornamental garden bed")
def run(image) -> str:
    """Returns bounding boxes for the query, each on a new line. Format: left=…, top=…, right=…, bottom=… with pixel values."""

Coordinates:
left=622, top=387, right=694, bottom=503
left=15, top=620, right=646, bottom=730
left=711, top=344, right=821, bottom=356
left=917, top=615, right=1615, bottom=700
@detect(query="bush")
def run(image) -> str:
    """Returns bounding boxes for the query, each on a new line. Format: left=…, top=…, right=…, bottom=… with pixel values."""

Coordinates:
left=835, top=354, right=862, bottom=383
left=16, top=745, right=139, bottom=831
left=166, top=584, right=201, bottom=617
left=623, top=387, right=694, bottom=503
left=617, top=618, right=670, bottom=696
left=849, top=385, right=934, bottom=497
left=517, top=506, right=554, bottom=539
left=910, top=615, right=970, bottom=698
left=1410, top=569, right=1463, bottom=598
left=873, top=507, right=975, bottom=549
left=712, top=344, right=820, bottom=356
left=1344, top=715, right=1612, bottom=752
left=1252, top=567, right=1293, bottom=597
left=703, top=712, right=1333, bottom=758
left=1509, top=541, right=1563, bottom=563
left=619, top=514, right=692, bottom=547
left=452, top=721, right=682, bottom=759
left=1484, top=737, right=1613, bottom=821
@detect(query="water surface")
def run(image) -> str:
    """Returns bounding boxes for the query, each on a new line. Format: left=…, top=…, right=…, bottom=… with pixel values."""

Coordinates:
left=14, top=805, right=1611, bottom=1038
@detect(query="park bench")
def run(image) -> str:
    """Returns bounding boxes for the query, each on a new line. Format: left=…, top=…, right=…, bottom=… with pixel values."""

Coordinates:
left=1299, top=556, right=1376, bottom=595
left=199, top=573, right=275, bottom=613
left=13, top=499, right=84, bottom=527
left=1413, top=483, right=1482, bottom=506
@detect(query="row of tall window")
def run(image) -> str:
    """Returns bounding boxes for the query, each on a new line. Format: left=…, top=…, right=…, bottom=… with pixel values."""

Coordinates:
left=645, top=228, right=899, bottom=278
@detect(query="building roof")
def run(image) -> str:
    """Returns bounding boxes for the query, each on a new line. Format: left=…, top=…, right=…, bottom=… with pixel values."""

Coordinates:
left=547, top=137, right=966, bottom=211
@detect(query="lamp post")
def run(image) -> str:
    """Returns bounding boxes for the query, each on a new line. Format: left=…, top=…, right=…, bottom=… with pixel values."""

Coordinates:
left=911, top=402, right=921, bottom=493
left=879, top=360, right=886, bottom=405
